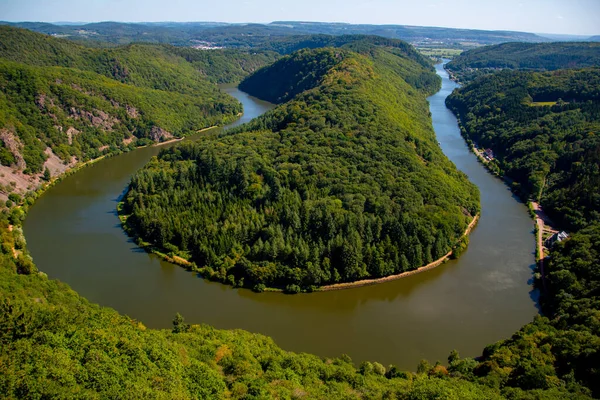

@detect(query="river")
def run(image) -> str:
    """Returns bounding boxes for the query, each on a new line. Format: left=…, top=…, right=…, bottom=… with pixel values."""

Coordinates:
left=23, top=65, right=538, bottom=369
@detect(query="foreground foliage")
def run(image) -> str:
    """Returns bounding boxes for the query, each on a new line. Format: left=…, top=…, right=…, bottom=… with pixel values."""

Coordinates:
left=0, top=191, right=587, bottom=399
left=123, top=44, right=480, bottom=291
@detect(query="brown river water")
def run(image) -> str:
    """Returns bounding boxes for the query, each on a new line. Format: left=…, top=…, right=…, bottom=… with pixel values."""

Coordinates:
left=24, top=66, right=538, bottom=369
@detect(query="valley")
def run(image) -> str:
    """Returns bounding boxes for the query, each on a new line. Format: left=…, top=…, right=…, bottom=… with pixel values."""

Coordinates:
left=1, top=17, right=598, bottom=398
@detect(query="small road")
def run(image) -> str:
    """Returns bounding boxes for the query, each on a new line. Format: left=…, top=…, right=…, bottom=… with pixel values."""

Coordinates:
left=531, top=202, right=552, bottom=291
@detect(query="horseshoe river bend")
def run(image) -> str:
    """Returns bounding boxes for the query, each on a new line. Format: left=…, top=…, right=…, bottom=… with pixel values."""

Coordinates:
left=23, top=64, right=538, bottom=370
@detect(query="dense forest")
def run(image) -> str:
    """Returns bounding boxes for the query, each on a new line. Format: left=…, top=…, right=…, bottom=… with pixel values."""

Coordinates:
left=122, top=43, right=480, bottom=292
left=446, top=42, right=600, bottom=82
left=0, top=26, right=279, bottom=88
left=446, top=68, right=600, bottom=230
left=446, top=66, right=600, bottom=398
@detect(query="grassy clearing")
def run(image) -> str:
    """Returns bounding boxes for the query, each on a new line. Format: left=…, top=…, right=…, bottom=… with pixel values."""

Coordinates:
left=417, top=48, right=463, bottom=58
left=528, top=101, right=557, bottom=107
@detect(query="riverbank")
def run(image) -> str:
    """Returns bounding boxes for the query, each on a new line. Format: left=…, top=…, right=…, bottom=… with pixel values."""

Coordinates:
left=443, top=64, right=548, bottom=281
left=10, top=123, right=225, bottom=204
left=319, top=215, right=479, bottom=291
left=119, top=192, right=479, bottom=294
left=152, top=126, right=220, bottom=147
left=451, top=121, right=553, bottom=284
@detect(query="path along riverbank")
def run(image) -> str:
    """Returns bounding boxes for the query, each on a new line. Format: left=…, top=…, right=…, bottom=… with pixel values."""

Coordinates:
left=320, top=215, right=479, bottom=291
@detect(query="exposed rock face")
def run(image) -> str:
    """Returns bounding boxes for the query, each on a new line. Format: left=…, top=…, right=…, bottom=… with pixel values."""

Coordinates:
left=69, top=108, right=118, bottom=131
left=35, top=94, right=46, bottom=109
left=35, top=94, right=55, bottom=110
left=0, top=165, right=37, bottom=201
left=149, top=126, right=173, bottom=142
left=0, top=128, right=26, bottom=170
left=66, top=127, right=80, bottom=145
left=126, top=105, right=139, bottom=119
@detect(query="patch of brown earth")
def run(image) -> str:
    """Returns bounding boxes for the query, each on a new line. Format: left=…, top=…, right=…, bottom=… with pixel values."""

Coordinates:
left=0, top=165, right=39, bottom=201
left=43, top=147, right=74, bottom=177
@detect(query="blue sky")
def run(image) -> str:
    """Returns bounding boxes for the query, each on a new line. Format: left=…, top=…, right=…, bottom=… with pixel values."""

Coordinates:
left=1, top=0, right=599, bottom=35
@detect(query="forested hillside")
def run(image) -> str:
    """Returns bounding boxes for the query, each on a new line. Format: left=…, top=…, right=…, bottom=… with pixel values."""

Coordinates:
left=239, top=35, right=440, bottom=96
left=446, top=68, right=600, bottom=230
left=446, top=42, right=600, bottom=82
left=446, top=68, right=600, bottom=398
left=0, top=26, right=278, bottom=199
left=0, top=59, right=240, bottom=168
left=0, top=26, right=279, bottom=88
left=122, top=45, right=480, bottom=292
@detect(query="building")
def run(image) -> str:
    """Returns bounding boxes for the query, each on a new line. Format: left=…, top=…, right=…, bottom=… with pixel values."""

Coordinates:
left=545, top=231, right=569, bottom=248
left=483, top=148, right=495, bottom=161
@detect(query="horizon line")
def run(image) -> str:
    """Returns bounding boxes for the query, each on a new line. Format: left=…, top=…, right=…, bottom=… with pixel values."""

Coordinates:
left=2, top=20, right=598, bottom=37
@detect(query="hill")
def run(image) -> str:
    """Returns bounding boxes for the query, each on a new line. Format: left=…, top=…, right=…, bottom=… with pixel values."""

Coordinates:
left=446, top=42, right=600, bottom=82
left=0, top=26, right=276, bottom=199
left=121, top=44, right=480, bottom=292
left=0, top=25, right=279, bottom=87
left=446, top=68, right=600, bottom=231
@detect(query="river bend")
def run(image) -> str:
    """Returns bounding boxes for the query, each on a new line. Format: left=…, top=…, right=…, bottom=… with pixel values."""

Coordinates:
left=24, top=67, right=538, bottom=369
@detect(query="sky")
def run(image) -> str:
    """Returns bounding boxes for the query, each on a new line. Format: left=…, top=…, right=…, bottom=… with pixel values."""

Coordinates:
left=1, top=0, right=599, bottom=36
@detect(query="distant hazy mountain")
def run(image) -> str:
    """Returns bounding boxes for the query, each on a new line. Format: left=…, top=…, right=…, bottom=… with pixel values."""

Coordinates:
left=271, top=21, right=549, bottom=44
left=0, top=20, right=550, bottom=48
left=536, top=32, right=595, bottom=41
